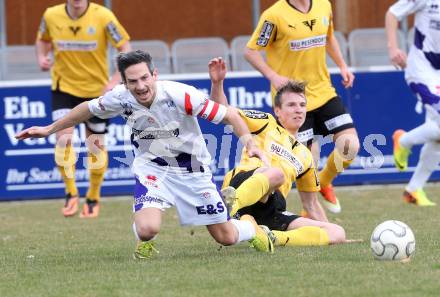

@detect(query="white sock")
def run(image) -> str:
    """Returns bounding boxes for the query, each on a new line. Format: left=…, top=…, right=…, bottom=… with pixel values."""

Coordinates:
left=407, top=142, right=440, bottom=192
left=132, top=222, right=157, bottom=241
left=132, top=222, right=140, bottom=240
left=400, top=119, right=440, bottom=148
left=230, top=219, right=256, bottom=243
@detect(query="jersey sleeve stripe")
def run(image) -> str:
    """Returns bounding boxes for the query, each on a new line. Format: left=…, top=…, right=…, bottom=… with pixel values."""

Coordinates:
left=197, top=99, right=209, bottom=117
left=207, top=102, right=220, bottom=121
left=184, top=92, right=193, bottom=115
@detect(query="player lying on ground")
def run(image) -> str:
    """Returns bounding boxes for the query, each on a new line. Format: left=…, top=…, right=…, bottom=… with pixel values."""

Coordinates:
left=15, top=50, right=276, bottom=258
left=244, top=0, right=360, bottom=214
left=210, top=57, right=360, bottom=246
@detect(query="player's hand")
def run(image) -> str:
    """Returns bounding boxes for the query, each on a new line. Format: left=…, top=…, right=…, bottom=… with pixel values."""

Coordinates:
left=208, top=57, right=227, bottom=83
left=270, top=74, right=290, bottom=91
left=340, top=67, right=354, bottom=88
left=246, top=146, right=270, bottom=167
left=38, top=55, right=52, bottom=71
left=389, top=47, right=407, bottom=69
left=15, top=126, right=51, bottom=140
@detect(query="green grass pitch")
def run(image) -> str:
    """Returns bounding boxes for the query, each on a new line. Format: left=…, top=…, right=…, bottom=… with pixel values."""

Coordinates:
left=1, top=184, right=440, bottom=297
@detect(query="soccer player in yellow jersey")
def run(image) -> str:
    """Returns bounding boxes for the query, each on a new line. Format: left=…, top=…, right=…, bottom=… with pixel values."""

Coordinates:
left=209, top=58, right=348, bottom=246
left=244, top=0, right=360, bottom=214
left=36, top=0, right=131, bottom=218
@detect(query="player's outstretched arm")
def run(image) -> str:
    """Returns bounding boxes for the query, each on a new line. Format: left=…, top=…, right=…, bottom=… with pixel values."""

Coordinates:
left=15, top=101, right=93, bottom=140
left=299, top=191, right=329, bottom=222
left=222, top=106, right=269, bottom=165
left=208, top=57, right=228, bottom=106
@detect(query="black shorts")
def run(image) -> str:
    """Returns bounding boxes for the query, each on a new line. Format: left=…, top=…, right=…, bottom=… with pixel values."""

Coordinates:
left=228, top=169, right=301, bottom=231
left=51, top=90, right=109, bottom=134
left=297, top=96, right=355, bottom=146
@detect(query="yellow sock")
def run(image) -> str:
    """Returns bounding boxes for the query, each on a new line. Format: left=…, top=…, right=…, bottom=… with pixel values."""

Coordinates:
left=55, top=144, right=78, bottom=196
left=272, top=226, right=330, bottom=246
left=86, top=149, right=108, bottom=201
left=231, top=173, right=270, bottom=216
left=319, top=150, right=353, bottom=187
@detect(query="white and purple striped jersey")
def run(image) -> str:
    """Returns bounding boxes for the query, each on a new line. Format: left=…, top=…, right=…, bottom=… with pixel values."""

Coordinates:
left=88, top=80, right=227, bottom=170
left=390, top=0, right=440, bottom=111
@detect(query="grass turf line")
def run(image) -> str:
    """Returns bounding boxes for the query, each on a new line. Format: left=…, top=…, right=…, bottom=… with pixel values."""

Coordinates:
left=1, top=185, right=440, bottom=297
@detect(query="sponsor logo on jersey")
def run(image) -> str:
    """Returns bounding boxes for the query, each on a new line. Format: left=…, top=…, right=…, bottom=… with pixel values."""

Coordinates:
left=68, top=26, right=81, bottom=36
left=243, top=110, right=269, bottom=119
left=269, top=142, right=304, bottom=174
left=302, top=19, right=316, bottom=31
left=106, top=22, right=123, bottom=43
left=97, top=96, right=105, bottom=111
left=120, top=102, right=134, bottom=118
left=257, top=20, right=274, bottom=46
left=290, top=35, right=326, bottom=51
left=56, top=40, right=97, bottom=51
left=430, top=19, right=440, bottom=30
left=146, top=175, right=157, bottom=181
left=87, top=26, right=96, bottom=35
left=131, top=127, right=180, bottom=140
left=166, top=100, right=176, bottom=108
left=429, top=3, right=439, bottom=14
left=202, top=192, right=211, bottom=199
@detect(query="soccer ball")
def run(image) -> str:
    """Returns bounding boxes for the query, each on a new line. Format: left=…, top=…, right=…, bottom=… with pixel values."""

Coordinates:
left=370, top=220, right=415, bottom=261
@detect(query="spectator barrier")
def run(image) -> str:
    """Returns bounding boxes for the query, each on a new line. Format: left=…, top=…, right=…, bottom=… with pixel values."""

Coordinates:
left=1, top=68, right=438, bottom=200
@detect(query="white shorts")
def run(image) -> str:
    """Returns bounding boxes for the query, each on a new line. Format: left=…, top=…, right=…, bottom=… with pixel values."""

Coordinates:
left=132, top=162, right=229, bottom=226
left=405, top=50, right=440, bottom=112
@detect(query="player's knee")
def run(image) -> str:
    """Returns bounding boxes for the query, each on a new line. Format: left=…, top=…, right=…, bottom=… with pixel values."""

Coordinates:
left=336, top=133, right=360, bottom=160
left=211, top=230, right=237, bottom=246
left=348, top=136, right=360, bottom=157
left=208, top=224, right=238, bottom=246
left=135, top=223, right=160, bottom=241
left=218, top=233, right=238, bottom=246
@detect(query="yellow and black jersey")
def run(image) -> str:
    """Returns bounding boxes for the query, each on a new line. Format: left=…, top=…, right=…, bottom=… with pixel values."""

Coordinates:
left=247, top=0, right=337, bottom=111
left=37, top=2, right=130, bottom=98
left=224, top=109, right=320, bottom=198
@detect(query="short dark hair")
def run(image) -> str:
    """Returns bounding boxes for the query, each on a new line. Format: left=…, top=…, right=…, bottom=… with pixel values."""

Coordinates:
left=116, top=50, right=155, bottom=82
left=273, top=80, right=307, bottom=108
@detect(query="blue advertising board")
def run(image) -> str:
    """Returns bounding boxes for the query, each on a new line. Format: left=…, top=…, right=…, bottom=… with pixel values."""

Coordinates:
left=1, top=70, right=439, bottom=201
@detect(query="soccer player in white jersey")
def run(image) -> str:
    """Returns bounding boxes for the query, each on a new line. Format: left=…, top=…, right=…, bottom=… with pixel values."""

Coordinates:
left=386, top=0, right=440, bottom=206
left=15, top=50, right=275, bottom=258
